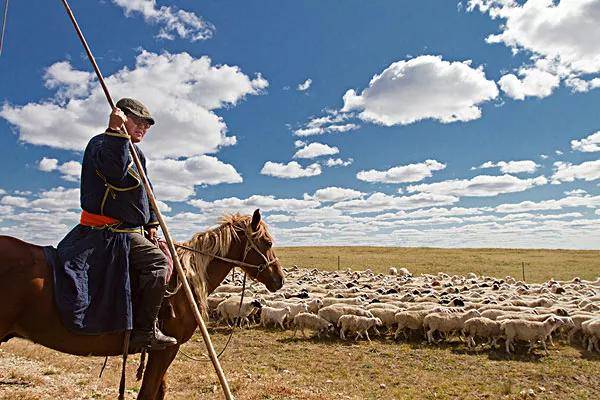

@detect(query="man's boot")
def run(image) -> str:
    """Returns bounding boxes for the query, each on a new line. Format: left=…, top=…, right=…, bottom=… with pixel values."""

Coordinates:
left=130, top=272, right=177, bottom=351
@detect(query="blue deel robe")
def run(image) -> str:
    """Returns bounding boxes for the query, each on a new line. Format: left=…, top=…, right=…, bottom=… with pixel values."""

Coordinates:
left=45, top=129, right=159, bottom=334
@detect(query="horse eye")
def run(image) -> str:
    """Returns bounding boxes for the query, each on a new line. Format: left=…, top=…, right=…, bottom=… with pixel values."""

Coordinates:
left=266, top=241, right=273, bottom=248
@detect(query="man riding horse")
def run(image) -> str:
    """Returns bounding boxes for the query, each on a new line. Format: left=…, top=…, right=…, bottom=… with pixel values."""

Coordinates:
left=54, top=98, right=177, bottom=351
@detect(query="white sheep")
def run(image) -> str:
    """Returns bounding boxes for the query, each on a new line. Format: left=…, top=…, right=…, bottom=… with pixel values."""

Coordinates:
left=394, top=310, right=430, bottom=340
left=292, top=312, right=334, bottom=338
left=368, top=307, right=398, bottom=331
left=581, top=318, right=600, bottom=352
left=216, top=298, right=262, bottom=327
left=388, top=267, right=398, bottom=275
left=337, top=315, right=382, bottom=341
left=318, top=304, right=374, bottom=325
left=462, top=317, right=502, bottom=348
left=501, top=317, right=564, bottom=354
left=423, top=309, right=481, bottom=344
left=260, top=306, right=291, bottom=330
left=265, top=300, right=308, bottom=325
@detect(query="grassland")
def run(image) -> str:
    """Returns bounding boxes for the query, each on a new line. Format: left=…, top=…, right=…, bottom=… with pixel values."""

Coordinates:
left=1, top=246, right=599, bottom=399
left=276, top=246, right=600, bottom=282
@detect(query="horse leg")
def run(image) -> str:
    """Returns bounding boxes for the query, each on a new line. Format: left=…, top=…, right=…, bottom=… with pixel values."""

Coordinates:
left=137, top=345, right=179, bottom=400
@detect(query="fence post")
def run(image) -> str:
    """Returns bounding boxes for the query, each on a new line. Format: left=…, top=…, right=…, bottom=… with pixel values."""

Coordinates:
left=521, top=262, right=525, bottom=282
left=337, top=255, right=340, bottom=271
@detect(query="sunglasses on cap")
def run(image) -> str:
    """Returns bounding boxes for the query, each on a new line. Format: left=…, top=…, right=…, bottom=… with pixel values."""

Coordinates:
left=126, top=113, right=152, bottom=129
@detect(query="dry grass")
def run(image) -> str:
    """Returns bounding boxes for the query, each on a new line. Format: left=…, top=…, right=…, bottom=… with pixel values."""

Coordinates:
left=1, top=246, right=599, bottom=399
left=276, top=246, right=600, bottom=282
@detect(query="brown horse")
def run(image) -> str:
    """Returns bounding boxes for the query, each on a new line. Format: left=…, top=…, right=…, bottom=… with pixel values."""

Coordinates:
left=0, top=209, right=284, bottom=399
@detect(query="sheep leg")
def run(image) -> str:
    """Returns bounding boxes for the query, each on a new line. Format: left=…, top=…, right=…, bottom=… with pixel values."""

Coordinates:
left=365, top=331, right=371, bottom=342
left=292, top=326, right=297, bottom=338
left=426, top=329, right=435, bottom=344
left=547, top=334, right=555, bottom=347
left=394, top=327, right=401, bottom=340
left=541, top=338, right=548, bottom=355
left=505, top=338, right=511, bottom=354
left=340, top=329, right=346, bottom=340
left=355, top=331, right=362, bottom=341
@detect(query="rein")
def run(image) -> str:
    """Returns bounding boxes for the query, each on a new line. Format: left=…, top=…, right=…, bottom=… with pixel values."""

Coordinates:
left=174, top=226, right=275, bottom=360
left=174, top=226, right=279, bottom=276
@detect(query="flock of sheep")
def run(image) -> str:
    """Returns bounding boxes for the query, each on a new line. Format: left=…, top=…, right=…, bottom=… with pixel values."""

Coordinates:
left=208, top=266, right=600, bottom=355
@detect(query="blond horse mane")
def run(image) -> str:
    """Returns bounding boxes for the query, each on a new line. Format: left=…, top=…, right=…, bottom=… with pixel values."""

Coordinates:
left=176, top=213, right=272, bottom=316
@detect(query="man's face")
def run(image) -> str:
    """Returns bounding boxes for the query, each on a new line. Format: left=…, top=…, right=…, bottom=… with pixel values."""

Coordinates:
left=124, top=114, right=151, bottom=143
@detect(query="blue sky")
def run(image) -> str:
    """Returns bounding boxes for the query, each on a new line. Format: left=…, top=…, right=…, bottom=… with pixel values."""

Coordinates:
left=1, top=0, right=599, bottom=248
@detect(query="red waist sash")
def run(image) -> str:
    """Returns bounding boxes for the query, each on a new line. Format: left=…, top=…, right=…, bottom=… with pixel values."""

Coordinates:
left=80, top=210, right=119, bottom=227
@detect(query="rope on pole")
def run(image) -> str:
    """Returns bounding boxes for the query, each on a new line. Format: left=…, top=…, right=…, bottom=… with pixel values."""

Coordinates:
left=57, top=1, right=234, bottom=398
left=0, top=0, right=9, bottom=56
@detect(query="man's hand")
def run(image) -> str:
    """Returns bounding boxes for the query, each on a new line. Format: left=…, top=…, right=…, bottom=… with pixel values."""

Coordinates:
left=108, top=107, right=127, bottom=131
left=146, top=227, right=158, bottom=242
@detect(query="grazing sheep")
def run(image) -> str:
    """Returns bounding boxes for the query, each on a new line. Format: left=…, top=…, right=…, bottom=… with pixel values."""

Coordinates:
left=260, top=306, right=291, bottom=330
left=423, top=309, right=481, bottom=344
left=265, top=300, right=308, bottom=325
left=388, top=267, right=398, bottom=275
left=305, top=298, right=324, bottom=314
left=321, top=297, right=365, bottom=307
left=338, top=315, right=382, bottom=341
left=216, top=298, right=262, bottom=327
left=292, top=312, right=334, bottom=338
left=394, top=310, right=430, bottom=340
left=581, top=318, right=600, bottom=352
left=501, top=317, right=564, bottom=354
left=566, top=314, right=597, bottom=343
left=462, top=317, right=502, bottom=348
left=318, top=304, right=374, bottom=325
left=368, top=307, right=397, bottom=331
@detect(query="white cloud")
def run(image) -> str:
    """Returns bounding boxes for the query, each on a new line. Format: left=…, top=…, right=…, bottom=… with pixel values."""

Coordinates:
left=294, top=123, right=359, bottom=137
left=571, top=131, right=600, bottom=152
left=297, top=79, right=312, bottom=91
left=407, top=174, right=547, bottom=197
left=44, top=62, right=94, bottom=102
left=551, top=160, right=600, bottom=183
left=469, top=0, right=600, bottom=93
left=188, top=195, right=320, bottom=214
left=495, top=194, right=600, bottom=213
left=498, top=67, right=560, bottom=100
left=564, top=189, right=587, bottom=196
left=148, top=155, right=242, bottom=201
left=293, top=140, right=306, bottom=148
left=260, top=161, right=322, bottom=179
left=1, top=51, right=267, bottom=159
left=341, top=55, right=498, bottom=126
left=357, top=160, right=446, bottom=183
left=325, top=158, right=353, bottom=167
left=30, top=187, right=80, bottom=211
left=305, top=187, right=364, bottom=202
left=57, top=161, right=82, bottom=182
left=38, top=158, right=59, bottom=172
left=112, top=0, right=215, bottom=42
left=38, top=158, right=81, bottom=182
left=293, top=142, right=339, bottom=159
left=476, top=160, right=539, bottom=174
left=555, top=150, right=563, bottom=155
left=0, top=196, right=29, bottom=208
left=333, top=192, right=459, bottom=213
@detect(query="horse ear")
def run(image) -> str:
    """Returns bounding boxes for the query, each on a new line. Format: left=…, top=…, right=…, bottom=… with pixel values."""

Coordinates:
left=251, top=209, right=261, bottom=231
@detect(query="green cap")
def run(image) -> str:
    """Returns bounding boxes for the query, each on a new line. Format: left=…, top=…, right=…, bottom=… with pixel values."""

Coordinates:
left=116, top=98, right=155, bottom=125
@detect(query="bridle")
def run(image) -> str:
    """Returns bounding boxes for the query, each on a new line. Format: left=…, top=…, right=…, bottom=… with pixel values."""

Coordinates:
left=174, top=224, right=279, bottom=278
left=173, top=223, right=280, bottom=359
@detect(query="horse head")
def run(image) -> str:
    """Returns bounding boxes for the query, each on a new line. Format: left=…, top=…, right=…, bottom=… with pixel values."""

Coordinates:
left=240, top=209, right=285, bottom=292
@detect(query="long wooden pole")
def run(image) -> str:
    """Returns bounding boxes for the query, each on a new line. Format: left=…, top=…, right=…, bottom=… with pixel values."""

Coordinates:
left=58, top=1, right=234, bottom=399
